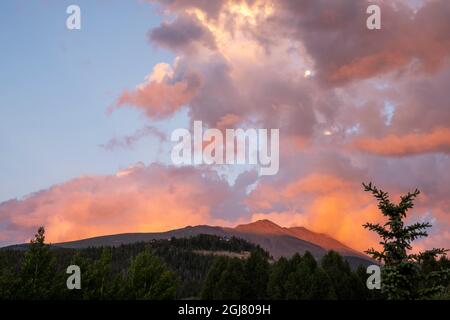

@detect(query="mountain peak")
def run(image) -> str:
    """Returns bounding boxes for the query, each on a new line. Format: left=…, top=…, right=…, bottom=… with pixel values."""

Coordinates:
left=29, top=218, right=368, bottom=263
left=234, top=220, right=365, bottom=258
left=234, top=219, right=286, bottom=235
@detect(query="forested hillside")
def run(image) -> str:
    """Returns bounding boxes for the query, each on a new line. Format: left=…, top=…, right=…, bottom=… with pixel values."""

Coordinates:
left=1, top=230, right=449, bottom=300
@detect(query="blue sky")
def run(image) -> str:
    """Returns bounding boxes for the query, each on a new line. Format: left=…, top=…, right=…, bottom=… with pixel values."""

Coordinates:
left=0, top=0, right=182, bottom=201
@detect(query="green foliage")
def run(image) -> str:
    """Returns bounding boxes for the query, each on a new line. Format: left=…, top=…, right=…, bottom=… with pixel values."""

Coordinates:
left=1, top=227, right=381, bottom=301
left=285, top=252, right=336, bottom=299
left=321, top=251, right=366, bottom=299
left=202, top=250, right=377, bottom=300
left=81, top=248, right=114, bottom=299
left=0, top=266, right=18, bottom=299
left=17, top=227, right=60, bottom=299
left=355, top=265, right=384, bottom=300
left=127, top=250, right=177, bottom=300
left=202, top=251, right=270, bottom=300
left=267, top=257, right=290, bottom=299
left=201, top=257, right=229, bottom=299
left=0, top=230, right=267, bottom=300
left=201, top=257, right=246, bottom=299
left=363, top=182, right=450, bottom=299
left=243, top=251, right=270, bottom=299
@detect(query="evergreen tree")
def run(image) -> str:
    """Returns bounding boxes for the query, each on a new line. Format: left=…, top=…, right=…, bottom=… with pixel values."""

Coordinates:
left=355, top=264, right=384, bottom=300
left=0, top=266, right=18, bottom=299
left=267, top=257, right=291, bottom=299
left=215, top=258, right=246, bottom=299
left=321, top=251, right=365, bottom=299
left=363, top=182, right=449, bottom=299
left=0, top=232, right=270, bottom=299
left=81, top=248, right=114, bottom=299
left=201, top=256, right=228, bottom=299
left=127, top=249, right=177, bottom=300
left=64, top=252, right=88, bottom=300
left=309, top=267, right=336, bottom=299
left=18, top=226, right=58, bottom=299
left=201, top=257, right=247, bottom=300
left=285, top=251, right=335, bottom=299
left=243, top=251, right=270, bottom=299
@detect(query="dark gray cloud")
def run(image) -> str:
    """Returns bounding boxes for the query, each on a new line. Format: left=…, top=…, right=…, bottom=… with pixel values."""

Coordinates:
left=272, top=0, right=450, bottom=85
left=149, top=14, right=217, bottom=52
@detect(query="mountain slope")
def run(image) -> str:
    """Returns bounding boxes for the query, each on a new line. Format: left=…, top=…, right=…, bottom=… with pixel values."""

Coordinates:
left=52, top=224, right=327, bottom=259
left=43, top=220, right=370, bottom=265
left=234, top=220, right=366, bottom=258
left=234, top=219, right=287, bottom=235
left=286, top=227, right=362, bottom=257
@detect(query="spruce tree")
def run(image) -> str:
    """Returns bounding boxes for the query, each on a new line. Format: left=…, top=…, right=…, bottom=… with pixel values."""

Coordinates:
left=201, top=257, right=247, bottom=300
left=285, top=251, right=336, bottom=299
left=363, top=182, right=449, bottom=299
left=80, top=248, right=114, bottom=299
left=243, top=251, right=269, bottom=299
left=201, top=256, right=228, bottom=299
left=0, top=266, right=18, bottom=299
left=19, top=226, right=57, bottom=299
left=267, top=257, right=291, bottom=299
left=321, top=251, right=365, bottom=299
left=127, top=249, right=177, bottom=300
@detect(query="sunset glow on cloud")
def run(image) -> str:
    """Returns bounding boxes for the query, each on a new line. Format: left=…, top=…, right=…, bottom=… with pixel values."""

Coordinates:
left=1, top=0, right=450, bottom=253
left=352, top=127, right=450, bottom=156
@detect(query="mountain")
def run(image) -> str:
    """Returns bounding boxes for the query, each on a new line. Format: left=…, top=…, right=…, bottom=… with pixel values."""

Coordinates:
left=232, top=220, right=367, bottom=260
left=234, top=219, right=287, bottom=235
left=286, top=227, right=362, bottom=257
left=234, top=219, right=359, bottom=254
left=31, top=219, right=371, bottom=267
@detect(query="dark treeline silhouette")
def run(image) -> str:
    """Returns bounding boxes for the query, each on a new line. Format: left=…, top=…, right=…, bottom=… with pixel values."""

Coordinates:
left=1, top=228, right=450, bottom=299
left=202, top=250, right=450, bottom=300
left=0, top=231, right=267, bottom=299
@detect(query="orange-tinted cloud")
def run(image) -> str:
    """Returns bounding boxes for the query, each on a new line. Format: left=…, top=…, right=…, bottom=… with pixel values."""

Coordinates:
left=0, top=164, right=240, bottom=246
left=114, top=62, right=201, bottom=119
left=351, top=127, right=450, bottom=156
left=247, top=174, right=382, bottom=252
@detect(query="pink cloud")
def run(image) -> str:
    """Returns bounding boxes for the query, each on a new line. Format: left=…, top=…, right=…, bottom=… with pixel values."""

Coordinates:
left=0, top=164, right=246, bottom=246
left=113, top=62, right=201, bottom=119
left=351, top=127, right=450, bottom=156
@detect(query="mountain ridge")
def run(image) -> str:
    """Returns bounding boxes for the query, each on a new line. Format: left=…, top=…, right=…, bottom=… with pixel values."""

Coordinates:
left=4, top=220, right=372, bottom=267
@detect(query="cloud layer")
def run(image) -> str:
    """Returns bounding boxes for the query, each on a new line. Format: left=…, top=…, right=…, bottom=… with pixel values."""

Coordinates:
left=0, top=164, right=250, bottom=246
left=2, top=0, right=450, bottom=252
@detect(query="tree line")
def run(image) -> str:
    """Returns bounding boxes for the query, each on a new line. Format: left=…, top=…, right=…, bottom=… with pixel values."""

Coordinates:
left=0, top=232, right=267, bottom=299
left=1, top=227, right=449, bottom=300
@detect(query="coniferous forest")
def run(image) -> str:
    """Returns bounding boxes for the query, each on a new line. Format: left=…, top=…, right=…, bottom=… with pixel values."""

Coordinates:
left=1, top=231, right=449, bottom=300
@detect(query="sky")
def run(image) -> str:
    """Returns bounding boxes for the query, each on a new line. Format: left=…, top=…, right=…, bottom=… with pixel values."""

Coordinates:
left=0, top=0, right=179, bottom=201
left=1, top=0, right=450, bottom=252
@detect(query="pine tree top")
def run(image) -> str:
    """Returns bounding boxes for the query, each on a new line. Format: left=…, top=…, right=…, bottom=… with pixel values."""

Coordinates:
left=362, top=182, right=447, bottom=265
